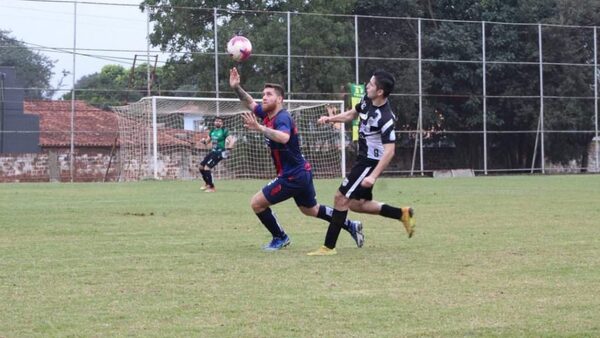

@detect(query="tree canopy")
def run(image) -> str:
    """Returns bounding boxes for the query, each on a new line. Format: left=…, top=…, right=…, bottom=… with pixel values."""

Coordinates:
left=63, top=64, right=162, bottom=108
left=0, top=30, right=55, bottom=99
left=55, top=0, right=600, bottom=170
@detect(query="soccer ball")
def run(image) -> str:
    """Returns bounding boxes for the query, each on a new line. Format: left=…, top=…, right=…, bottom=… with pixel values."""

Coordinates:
left=227, top=36, right=252, bottom=62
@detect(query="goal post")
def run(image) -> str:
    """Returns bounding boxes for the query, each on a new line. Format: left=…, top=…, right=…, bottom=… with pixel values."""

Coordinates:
left=112, top=96, right=346, bottom=181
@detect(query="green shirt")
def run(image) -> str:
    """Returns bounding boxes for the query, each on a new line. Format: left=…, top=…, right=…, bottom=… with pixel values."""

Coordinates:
left=209, top=128, right=229, bottom=152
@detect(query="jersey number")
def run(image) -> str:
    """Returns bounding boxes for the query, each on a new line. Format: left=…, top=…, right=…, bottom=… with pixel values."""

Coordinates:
left=374, top=149, right=379, bottom=157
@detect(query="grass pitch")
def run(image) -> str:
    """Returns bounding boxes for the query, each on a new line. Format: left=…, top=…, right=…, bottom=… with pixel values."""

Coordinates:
left=1, top=175, right=600, bottom=337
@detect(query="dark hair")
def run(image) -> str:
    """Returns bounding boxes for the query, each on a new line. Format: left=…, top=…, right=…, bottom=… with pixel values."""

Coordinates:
left=372, top=70, right=395, bottom=98
left=264, top=83, right=285, bottom=98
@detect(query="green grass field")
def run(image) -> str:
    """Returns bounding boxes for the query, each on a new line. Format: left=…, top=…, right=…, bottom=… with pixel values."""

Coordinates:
left=1, top=175, right=600, bottom=337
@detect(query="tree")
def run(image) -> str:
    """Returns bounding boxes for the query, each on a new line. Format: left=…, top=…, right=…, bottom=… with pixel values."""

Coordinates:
left=63, top=64, right=162, bottom=108
left=0, top=30, right=55, bottom=99
left=353, top=0, right=600, bottom=170
left=540, top=0, right=600, bottom=170
left=140, top=0, right=600, bottom=171
left=140, top=0, right=357, bottom=99
left=478, top=0, right=599, bottom=170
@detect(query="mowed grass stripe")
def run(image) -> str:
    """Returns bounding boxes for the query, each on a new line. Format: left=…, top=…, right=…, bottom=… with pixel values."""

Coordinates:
left=1, top=175, right=599, bottom=337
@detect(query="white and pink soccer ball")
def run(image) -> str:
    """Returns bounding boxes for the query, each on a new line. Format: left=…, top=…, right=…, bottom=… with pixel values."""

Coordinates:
left=227, top=36, right=253, bottom=62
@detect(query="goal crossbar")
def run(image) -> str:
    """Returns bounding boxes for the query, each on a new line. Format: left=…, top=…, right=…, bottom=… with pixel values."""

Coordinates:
left=112, top=96, right=346, bottom=181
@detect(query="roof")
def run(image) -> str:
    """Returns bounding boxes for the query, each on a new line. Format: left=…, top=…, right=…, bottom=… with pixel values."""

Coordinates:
left=24, top=100, right=119, bottom=147
left=23, top=100, right=209, bottom=148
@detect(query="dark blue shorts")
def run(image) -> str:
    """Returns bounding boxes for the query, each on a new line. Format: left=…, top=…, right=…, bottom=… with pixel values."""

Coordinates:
left=262, top=170, right=317, bottom=208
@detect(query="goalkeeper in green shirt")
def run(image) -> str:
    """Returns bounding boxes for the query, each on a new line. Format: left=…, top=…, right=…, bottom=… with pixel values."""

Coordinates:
left=200, top=117, right=233, bottom=192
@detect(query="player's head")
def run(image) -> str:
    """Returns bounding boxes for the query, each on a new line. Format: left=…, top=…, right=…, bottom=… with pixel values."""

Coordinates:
left=262, top=83, right=285, bottom=112
left=367, top=69, right=395, bottom=99
left=214, top=117, right=223, bottom=128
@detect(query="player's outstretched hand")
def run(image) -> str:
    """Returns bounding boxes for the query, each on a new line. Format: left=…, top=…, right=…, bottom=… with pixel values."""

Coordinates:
left=242, top=111, right=260, bottom=131
left=229, top=67, right=240, bottom=88
left=317, top=116, right=330, bottom=124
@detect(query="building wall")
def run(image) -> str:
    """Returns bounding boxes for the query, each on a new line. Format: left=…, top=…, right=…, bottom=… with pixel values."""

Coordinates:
left=1, top=146, right=460, bottom=182
left=0, top=67, right=40, bottom=153
left=0, top=153, right=49, bottom=182
left=0, top=148, right=120, bottom=182
left=1, top=142, right=596, bottom=183
left=1, top=148, right=203, bottom=182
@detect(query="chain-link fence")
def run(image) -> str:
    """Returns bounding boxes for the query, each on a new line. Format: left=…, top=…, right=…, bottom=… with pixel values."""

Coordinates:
left=1, top=2, right=598, bottom=181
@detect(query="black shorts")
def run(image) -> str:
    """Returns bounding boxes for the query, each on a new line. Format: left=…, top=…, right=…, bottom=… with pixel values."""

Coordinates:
left=200, top=151, right=223, bottom=169
left=338, top=159, right=379, bottom=200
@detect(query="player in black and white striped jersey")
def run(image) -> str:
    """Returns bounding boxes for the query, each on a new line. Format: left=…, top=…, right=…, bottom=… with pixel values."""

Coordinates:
left=308, top=69, right=416, bottom=256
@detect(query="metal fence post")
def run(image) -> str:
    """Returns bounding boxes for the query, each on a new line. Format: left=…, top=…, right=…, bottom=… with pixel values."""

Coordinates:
left=418, top=18, right=424, bottom=175
left=538, top=24, right=545, bottom=174
left=287, top=12, right=292, bottom=101
left=70, top=1, right=78, bottom=182
left=354, top=15, right=359, bottom=84
left=482, top=21, right=488, bottom=175
left=595, top=26, right=599, bottom=172
left=214, top=8, right=220, bottom=114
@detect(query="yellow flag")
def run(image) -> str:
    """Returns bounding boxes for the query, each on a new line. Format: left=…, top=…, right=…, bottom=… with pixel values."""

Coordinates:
left=349, top=83, right=365, bottom=141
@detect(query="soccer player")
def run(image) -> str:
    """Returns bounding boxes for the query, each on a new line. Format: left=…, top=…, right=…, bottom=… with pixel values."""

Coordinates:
left=229, top=67, right=363, bottom=251
left=308, top=69, right=416, bottom=256
left=199, top=117, right=233, bottom=193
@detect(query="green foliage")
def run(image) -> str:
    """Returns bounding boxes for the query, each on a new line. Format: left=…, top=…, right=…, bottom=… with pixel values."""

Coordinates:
left=68, top=0, right=599, bottom=168
left=63, top=64, right=160, bottom=108
left=353, top=0, right=599, bottom=168
left=140, top=0, right=357, bottom=98
left=0, top=30, right=55, bottom=99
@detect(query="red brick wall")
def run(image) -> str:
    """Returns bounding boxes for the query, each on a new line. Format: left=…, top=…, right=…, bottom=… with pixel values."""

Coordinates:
left=0, top=153, right=49, bottom=182
left=0, top=149, right=120, bottom=182
left=0, top=149, right=204, bottom=182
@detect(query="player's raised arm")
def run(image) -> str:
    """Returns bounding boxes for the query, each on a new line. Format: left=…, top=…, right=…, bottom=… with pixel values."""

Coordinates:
left=229, top=67, right=257, bottom=112
left=241, top=111, right=290, bottom=144
left=317, top=108, right=357, bottom=124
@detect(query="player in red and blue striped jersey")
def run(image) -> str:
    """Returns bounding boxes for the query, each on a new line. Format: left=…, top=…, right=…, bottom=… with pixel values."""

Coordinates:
left=230, top=67, right=363, bottom=251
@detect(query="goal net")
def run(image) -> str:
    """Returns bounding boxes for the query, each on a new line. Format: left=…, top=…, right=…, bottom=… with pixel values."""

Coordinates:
left=112, top=97, right=346, bottom=181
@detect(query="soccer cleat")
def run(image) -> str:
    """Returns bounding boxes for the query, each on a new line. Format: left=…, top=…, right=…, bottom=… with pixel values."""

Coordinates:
left=200, top=184, right=209, bottom=190
left=307, top=245, right=337, bottom=256
left=400, top=207, right=416, bottom=238
left=205, top=187, right=216, bottom=193
left=350, top=220, right=364, bottom=248
left=262, top=234, right=291, bottom=251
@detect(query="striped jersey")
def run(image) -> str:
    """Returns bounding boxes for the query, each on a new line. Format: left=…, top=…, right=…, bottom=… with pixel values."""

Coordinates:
left=355, top=95, right=397, bottom=161
left=253, top=104, right=311, bottom=177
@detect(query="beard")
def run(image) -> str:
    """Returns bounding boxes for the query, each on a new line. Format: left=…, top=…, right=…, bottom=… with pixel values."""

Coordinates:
left=262, top=101, right=277, bottom=113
